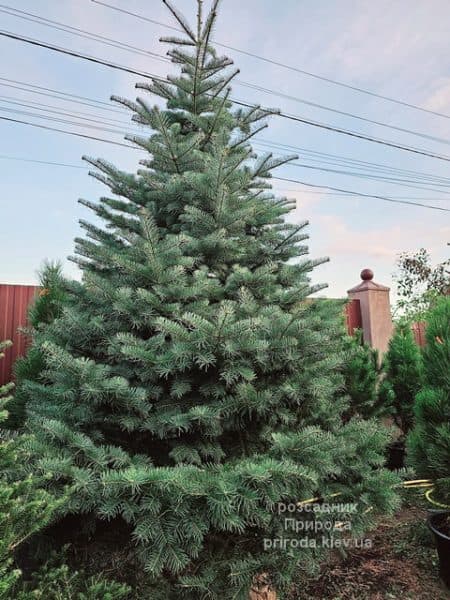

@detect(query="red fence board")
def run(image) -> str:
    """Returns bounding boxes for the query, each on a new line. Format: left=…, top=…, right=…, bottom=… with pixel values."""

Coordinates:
left=0, top=284, right=38, bottom=386
left=345, top=299, right=362, bottom=336
left=411, top=321, right=426, bottom=347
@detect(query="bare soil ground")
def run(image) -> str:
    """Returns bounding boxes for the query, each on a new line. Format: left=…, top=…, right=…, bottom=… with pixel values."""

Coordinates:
left=291, top=505, right=450, bottom=600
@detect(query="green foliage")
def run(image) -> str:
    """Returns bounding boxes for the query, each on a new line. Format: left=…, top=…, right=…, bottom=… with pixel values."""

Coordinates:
left=6, top=262, right=67, bottom=430
left=342, top=330, right=381, bottom=419
left=394, top=247, right=450, bottom=320
left=29, top=262, right=67, bottom=327
left=22, top=1, right=400, bottom=596
left=421, top=296, right=450, bottom=390
left=16, top=559, right=130, bottom=600
left=0, top=450, right=58, bottom=600
left=407, top=296, right=450, bottom=504
left=0, top=341, right=14, bottom=422
left=379, top=323, right=423, bottom=435
left=0, top=342, right=59, bottom=598
left=1, top=344, right=126, bottom=599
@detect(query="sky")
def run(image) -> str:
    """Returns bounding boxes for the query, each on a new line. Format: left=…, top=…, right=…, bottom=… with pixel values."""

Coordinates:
left=0, top=0, right=449, bottom=302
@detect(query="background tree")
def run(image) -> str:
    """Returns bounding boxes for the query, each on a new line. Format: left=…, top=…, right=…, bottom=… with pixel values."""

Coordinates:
left=379, top=322, right=423, bottom=436
left=342, top=330, right=381, bottom=420
left=22, top=1, right=399, bottom=597
left=0, top=340, right=57, bottom=598
left=394, top=247, right=449, bottom=320
left=407, top=297, right=450, bottom=504
left=6, top=261, right=67, bottom=430
left=1, top=342, right=127, bottom=599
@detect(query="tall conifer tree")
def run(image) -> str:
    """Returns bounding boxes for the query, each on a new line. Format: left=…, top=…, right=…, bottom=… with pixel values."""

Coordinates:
left=379, top=322, right=423, bottom=435
left=24, top=1, right=398, bottom=596
left=407, top=297, right=450, bottom=504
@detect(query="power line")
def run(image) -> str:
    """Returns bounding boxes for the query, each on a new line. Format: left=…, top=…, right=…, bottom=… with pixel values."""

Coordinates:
left=0, top=115, right=136, bottom=148
left=0, top=30, right=157, bottom=80
left=284, top=160, right=450, bottom=193
left=254, top=141, right=450, bottom=189
left=234, top=97, right=450, bottom=163
left=0, top=118, right=448, bottom=213
left=2, top=151, right=447, bottom=201
left=0, top=95, right=138, bottom=129
left=0, top=76, right=128, bottom=114
left=273, top=189, right=449, bottom=201
left=3, top=150, right=447, bottom=204
left=0, top=4, right=171, bottom=63
left=3, top=93, right=450, bottom=196
left=273, top=177, right=450, bottom=212
left=0, top=154, right=87, bottom=168
left=0, top=105, right=135, bottom=136
left=3, top=76, right=450, bottom=188
left=2, top=29, right=450, bottom=164
left=237, top=80, right=450, bottom=146
left=2, top=4, right=449, bottom=149
left=2, top=98, right=450, bottom=195
left=256, top=138, right=450, bottom=184
left=91, top=0, right=450, bottom=121
left=3, top=78, right=450, bottom=197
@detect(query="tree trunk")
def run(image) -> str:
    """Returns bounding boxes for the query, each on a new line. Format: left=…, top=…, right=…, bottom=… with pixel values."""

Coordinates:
left=249, top=575, right=277, bottom=600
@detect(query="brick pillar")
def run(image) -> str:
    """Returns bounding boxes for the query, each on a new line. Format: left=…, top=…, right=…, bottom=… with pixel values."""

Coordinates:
left=347, top=269, right=393, bottom=356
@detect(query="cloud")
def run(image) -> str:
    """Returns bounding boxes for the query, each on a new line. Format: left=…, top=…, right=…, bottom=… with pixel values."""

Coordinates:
left=423, top=78, right=450, bottom=112
left=313, top=212, right=448, bottom=261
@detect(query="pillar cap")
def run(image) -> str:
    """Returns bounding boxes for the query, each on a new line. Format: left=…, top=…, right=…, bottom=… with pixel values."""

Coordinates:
left=347, top=268, right=390, bottom=293
left=360, top=268, right=374, bottom=281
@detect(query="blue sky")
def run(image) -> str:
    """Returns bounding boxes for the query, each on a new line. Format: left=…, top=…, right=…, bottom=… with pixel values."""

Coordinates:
left=1, top=0, right=449, bottom=301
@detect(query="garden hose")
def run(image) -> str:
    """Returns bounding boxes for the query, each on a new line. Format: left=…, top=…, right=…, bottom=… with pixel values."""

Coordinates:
left=295, top=479, right=448, bottom=514
left=425, top=488, right=450, bottom=509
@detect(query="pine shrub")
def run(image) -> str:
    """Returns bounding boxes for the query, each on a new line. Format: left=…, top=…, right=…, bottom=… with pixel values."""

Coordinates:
left=407, top=296, right=450, bottom=504
left=0, top=341, right=58, bottom=598
left=342, top=330, right=381, bottom=419
left=16, top=559, right=130, bottom=600
left=379, top=322, right=423, bottom=435
left=6, top=262, right=67, bottom=430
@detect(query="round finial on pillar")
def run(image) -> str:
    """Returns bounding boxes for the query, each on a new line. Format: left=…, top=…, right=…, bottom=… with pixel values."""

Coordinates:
left=360, top=268, right=374, bottom=281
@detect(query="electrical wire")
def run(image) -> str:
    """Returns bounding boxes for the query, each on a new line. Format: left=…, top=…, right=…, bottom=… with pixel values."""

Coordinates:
left=0, top=76, right=127, bottom=113
left=2, top=99, right=450, bottom=196
left=0, top=98, right=450, bottom=194
left=3, top=151, right=447, bottom=202
left=2, top=29, right=450, bottom=163
left=0, top=115, right=135, bottom=147
left=3, top=150, right=447, bottom=205
left=3, top=77, right=450, bottom=188
left=2, top=4, right=449, bottom=148
left=0, top=154, right=87, bottom=168
left=90, top=0, right=450, bottom=121
left=274, top=176, right=450, bottom=212
left=0, top=95, right=138, bottom=128
left=0, top=116, right=448, bottom=212
left=0, top=3, right=171, bottom=63
left=255, top=138, right=450, bottom=184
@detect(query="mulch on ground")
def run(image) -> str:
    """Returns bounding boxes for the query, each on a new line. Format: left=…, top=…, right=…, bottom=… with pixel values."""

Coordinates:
left=292, top=505, right=449, bottom=600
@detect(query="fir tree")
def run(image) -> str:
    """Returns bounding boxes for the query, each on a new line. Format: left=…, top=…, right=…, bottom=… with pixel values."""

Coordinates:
left=379, top=322, right=423, bottom=436
left=23, top=1, right=399, bottom=596
left=407, top=297, right=450, bottom=504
